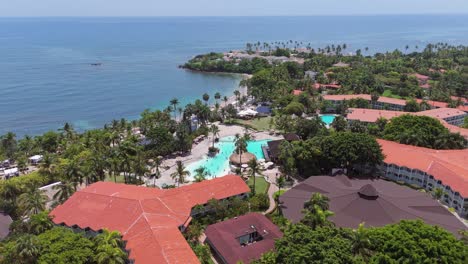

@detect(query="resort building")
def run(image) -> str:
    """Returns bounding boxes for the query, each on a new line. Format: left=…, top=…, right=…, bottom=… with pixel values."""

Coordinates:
left=346, top=108, right=468, bottom=138
left=410, top=73, right=431, bottom=89
left=280, top=175, right=467, bottom=234
left=264, top=133, right=300, bottom=162
left=50, top=175, right=250, bottom=264
left=323, top=94, right=468, bottom=113
left=323, top=94, right=406, bottom=111
left=377, top=139, right=468, bottom=217
left=204, top=213, right=282, bottom=264
left=414, top=108, right=467, bottom=126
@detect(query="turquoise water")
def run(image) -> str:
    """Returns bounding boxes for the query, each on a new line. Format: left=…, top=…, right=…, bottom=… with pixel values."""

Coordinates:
left=186, top=136, right=270, bottom=180
left=320, top=114, right=336, bottom=125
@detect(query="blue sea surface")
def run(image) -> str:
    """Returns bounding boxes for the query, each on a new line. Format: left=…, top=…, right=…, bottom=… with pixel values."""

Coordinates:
left=1, top=15, right=468, bottom=136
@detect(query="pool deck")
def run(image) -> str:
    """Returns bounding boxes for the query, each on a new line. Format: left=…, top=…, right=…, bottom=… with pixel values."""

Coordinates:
left=151, top=123, right=282, bottom=187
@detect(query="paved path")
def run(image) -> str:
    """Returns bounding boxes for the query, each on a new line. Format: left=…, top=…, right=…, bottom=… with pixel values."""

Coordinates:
left=262, top=168, right=280, bottom=215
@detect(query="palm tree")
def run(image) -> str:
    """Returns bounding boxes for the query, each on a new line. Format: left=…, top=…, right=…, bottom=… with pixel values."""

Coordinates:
left=17, top=156, right=28, bottom=174
left=234, top=134, right=247, bottom=165
left=301, top=205, right=334, bottom=230
left=350, top=223, right=372, bottom=260
left=94, top=244, right=127, bottom=264
left=304, top=193, right=330, bottom=213
left=223, top=96, right=229, bottom=106
left=149, top=156, right=163, bottom=187
left=275, top=175, right=286, bottom=215
left=248, top=159, right=261, bottom=195
left=233, top=90, right=241, bottom=102
left=170, top=98, right=179, bottom=120
left=28, top=211, right=54, bottom=235
left=64, top=158, right=85, bottom=189
left=94, top=229, right=127, bottom=264
left=171, top=160, right=190, bottom=187
left=0, top=132, right=17, bottom=159
left=194, top=167, right=209, bottom=182
left=18, top=187, right=48, bottom=216
left=53, top=181, right=75, bottom=204
left=39, top=153, right=56, bottom=177
left=94, top=229, right=124, bottom=248
left=202, top=93, right=210, bottom=105
left=14, top=234, right=40, bottom=263
left=210, top=124, right=220, bottom=148
left=214, top=92, right=221, bottom=104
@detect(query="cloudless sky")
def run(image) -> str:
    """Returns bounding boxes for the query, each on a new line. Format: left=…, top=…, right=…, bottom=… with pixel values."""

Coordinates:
left=1, top=0, right=468, bottom=17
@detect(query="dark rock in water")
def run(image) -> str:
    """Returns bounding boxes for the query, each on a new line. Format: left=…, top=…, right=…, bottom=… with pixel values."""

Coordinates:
left=91, top=63, right=102, bottom=66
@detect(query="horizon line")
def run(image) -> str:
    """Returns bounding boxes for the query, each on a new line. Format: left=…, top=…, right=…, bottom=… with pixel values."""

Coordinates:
left=1, top=13, right=468, bottom=18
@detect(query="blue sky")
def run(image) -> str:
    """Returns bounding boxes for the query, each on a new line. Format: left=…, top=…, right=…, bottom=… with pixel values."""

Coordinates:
left=1, top=0, right=468, bottom=16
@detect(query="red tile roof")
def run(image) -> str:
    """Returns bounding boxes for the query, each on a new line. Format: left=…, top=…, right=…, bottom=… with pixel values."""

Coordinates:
left=292, top=89, right=303, bottom=96
left=50, top=175, right=250, bottom=264
left=411, top=73, right=430, bottom=81
left=205, top=213, right=283, bottom=264
left=414, top=108, right=466, bottom=119
left=378, top=139, right=468, bottom=197
left=347, top=108, right=468, bottom=138
left=347, top=108, right=406, bottom=123
left=323, top=94, right=407, bottom=106
left=451, top=96, right=468, bottom=104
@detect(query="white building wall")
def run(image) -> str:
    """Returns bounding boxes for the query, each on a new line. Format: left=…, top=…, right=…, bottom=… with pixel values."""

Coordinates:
left=380, top=163, right=467, bottom=218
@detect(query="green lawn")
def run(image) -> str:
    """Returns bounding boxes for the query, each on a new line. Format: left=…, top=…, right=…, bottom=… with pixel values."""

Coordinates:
left=104, top=174, right=126, bottom=183
left=382, top=89, right=403, bottom=99
left=247, top=176, right=269, bottom=194
left=233, top=116, right=274, bottom=131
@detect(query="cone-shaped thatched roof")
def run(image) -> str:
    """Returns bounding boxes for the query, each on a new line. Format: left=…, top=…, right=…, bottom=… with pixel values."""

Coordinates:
left=229, top=152, right=256, bottom=165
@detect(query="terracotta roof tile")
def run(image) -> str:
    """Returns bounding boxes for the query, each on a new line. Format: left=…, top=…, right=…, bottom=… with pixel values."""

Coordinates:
left=378, top=139, right=468, bottom=197
left=50, top=175, right=249, bottom=264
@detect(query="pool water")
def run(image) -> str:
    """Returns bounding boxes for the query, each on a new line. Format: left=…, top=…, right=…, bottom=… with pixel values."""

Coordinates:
left=320, top=114, right=336, bottom=125
left=186, top=136, right=270, bottom=180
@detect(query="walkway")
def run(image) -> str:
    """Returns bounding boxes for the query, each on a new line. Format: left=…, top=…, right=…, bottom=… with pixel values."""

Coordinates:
left=262, top=168, right=280, bottom=215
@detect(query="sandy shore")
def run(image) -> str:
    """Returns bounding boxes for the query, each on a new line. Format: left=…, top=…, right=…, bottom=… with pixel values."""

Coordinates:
left=149, top=122, right=281, bottom=187
left=145, top=74, right=261, bottom=187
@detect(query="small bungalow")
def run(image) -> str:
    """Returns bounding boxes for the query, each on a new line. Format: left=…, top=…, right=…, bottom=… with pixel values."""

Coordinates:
left=256, top=105, right=272, bottom=116
left=29, top=155, right=43, bottom=165
left=3, top=167, right=19, bottom=179
left=204, top=213, right=283, bottom=264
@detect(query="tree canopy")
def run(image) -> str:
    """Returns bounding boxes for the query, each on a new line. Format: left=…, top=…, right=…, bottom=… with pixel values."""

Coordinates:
left=382, top=115, right=466, bottom=149
left=255, top=220, right=467, bottom=264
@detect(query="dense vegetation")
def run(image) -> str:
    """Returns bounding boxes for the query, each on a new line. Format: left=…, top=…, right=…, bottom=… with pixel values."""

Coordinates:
left=255, top=194, right=468, bottom=264
left=255, top=220, right=467, bottom=264
left=0, top=212, right=127, bottom=264
left=279, top=132, right=384, bottom=177
left=185, top=43, right=468, bottom=99
left=382, top=115, right=466, bottom=149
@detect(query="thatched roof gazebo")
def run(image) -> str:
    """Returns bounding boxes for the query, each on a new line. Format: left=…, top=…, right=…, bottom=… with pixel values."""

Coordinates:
left=229, top=152, right=256, bottom=165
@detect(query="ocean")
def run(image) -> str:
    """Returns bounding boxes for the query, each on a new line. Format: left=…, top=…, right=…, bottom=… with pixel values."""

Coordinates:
left=1, top=15, right=468, bottom=137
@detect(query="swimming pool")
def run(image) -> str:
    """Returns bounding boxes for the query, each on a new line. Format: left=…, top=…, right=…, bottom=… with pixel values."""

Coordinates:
left=320, top=114, right=336, bottom=126
left=186, top=136, right=270, bottom=180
